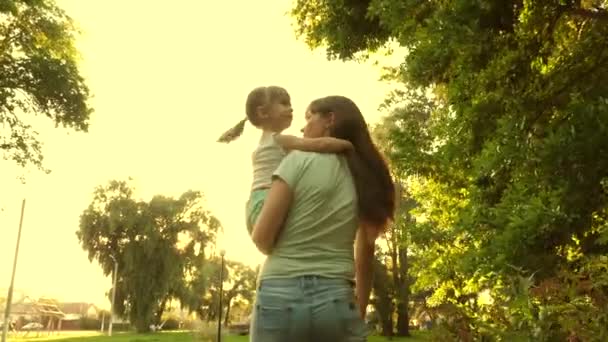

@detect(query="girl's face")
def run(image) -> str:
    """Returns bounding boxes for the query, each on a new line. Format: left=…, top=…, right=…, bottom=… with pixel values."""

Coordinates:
left=301, top=109, right=333, bottom=138
left=262, top=99, right=293, bottom=133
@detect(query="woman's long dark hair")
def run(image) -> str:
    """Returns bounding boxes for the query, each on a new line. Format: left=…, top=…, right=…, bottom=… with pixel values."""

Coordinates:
left=308, top=96, right=395, bottom=237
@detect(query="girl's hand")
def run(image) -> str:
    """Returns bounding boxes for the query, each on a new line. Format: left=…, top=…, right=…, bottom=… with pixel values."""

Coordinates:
left=343, top=140, right=354, bottom=151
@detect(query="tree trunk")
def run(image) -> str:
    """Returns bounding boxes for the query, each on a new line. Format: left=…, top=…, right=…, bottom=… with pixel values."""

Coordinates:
left=131, top=300, right=153, bottom=333
left=134, top=316, right=150, bottom=333
left=393, top=182, right=411, bottom=336
left=390, top=240, right=404, bottom=336
left=380, top=311, right=394, bottom=337
left=372, top=258, right=394, bottom=336
left=396, top=247, right=410, bottom=336
left=373, top=296, right=394, bottom=337
left=223, top=297, right=233, bottom=327
left=196, top=307, right=205, bottom=321
left=155, top=297, right=168, bottom=325
left=207, top=307, right=216, bottom=322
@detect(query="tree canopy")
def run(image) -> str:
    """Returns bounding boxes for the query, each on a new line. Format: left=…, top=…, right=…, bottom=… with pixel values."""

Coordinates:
left=77, top=180, right=221, bottom=332
left=197, top=257, right=257, bottom=327
left=292, top=0, right=608, bottom=339
left=1, top=0, right=92, bottom=170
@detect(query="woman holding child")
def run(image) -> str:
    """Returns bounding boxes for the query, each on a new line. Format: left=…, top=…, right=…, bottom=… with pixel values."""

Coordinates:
left=220, top=87, right=394, bottom=341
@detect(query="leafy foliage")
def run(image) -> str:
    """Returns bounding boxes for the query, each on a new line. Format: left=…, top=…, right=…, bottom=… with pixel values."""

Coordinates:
left=370, top=252, right=394, bottom=336
left=292, top=0, right=608, bottom=338
left=370, top=123, right=416, bottom=337
left=197, top=258, right=257, bottom=326
left=0, top=0, right=92, bottom=170
left=77, top=180, right=221, bottom=332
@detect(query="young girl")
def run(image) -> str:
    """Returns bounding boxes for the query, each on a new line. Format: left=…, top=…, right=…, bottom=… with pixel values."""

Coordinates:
left=217, top=86, right=353, bottom=234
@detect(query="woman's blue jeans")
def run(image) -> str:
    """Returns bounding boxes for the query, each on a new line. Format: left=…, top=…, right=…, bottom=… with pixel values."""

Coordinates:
left=250, top=275, right=368, bottom=342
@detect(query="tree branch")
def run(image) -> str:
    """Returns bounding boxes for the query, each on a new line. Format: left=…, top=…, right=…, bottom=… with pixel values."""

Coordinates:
left=569, top=8, right=608, bottom=21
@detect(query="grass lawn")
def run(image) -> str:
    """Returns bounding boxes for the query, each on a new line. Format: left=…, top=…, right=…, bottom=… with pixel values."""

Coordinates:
left=8, top=330, right=430, bottom=342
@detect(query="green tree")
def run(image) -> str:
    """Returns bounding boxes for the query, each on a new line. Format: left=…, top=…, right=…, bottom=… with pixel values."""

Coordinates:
left=222, top=261, right=256, bottom=327
left=292, top=0, right=608, bottom=338
left=371, top=252, right=393, bottom=336
left=372, top=120, right=415, bottom=336
left=1, top=0, right=92, bottom=170
left=292, top=0, right=608, bottom=268
left=77, top=180, right=220, bottom=332
left=369, top=184, right=416, bottom=337
left=196, top=257, right=257, bottom=326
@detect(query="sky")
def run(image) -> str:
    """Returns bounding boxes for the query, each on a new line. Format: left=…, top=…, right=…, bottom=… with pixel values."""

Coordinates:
left=0, top=0, right=396, bottom=309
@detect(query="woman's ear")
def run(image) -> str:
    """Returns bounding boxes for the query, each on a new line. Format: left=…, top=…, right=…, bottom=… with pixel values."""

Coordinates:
left=325, top=112, right=336, bottom=130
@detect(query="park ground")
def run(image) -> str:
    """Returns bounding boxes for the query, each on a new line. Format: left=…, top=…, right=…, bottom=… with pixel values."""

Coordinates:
left=7, top=330, right=430, bottom=342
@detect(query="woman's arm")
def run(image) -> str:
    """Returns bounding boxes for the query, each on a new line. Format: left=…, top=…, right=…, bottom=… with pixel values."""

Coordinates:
left=355, top=223, right=378, bottom=319
left=251, top=178, right=293, bottom=255
left=274, top=134, right=353, bottom=153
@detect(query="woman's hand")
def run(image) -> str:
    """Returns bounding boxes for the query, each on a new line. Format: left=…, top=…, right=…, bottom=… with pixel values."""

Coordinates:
left=358, top=301, right=367, bottom=320
left=354, top=224, right=377, bottom=321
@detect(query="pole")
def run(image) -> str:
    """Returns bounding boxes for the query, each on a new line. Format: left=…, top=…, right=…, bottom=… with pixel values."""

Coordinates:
left=216, top=250, right=226, bottom=342
left=108, top=257, right=118, bottom=336
left=2, top=199, right=26, bottom=342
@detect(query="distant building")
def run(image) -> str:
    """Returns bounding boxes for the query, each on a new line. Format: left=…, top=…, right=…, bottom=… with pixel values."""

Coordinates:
left=58, top=302, right=98, bottom=318
left=8, top=297, right=38, bottom=329
left=5, top=297, right=65, bottom=331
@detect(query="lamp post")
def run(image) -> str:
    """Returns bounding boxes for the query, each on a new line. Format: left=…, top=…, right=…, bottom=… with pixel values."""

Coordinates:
left=108, top=255, right=118, bottom=336
left=217, top=249, right=226, bottom=342
left=2, top=199, right=26, bottom=342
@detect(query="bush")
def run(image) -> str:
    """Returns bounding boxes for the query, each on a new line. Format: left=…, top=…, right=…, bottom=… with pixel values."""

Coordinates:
left=111, top=322, right=132, bottom=332
left=192, top=321, right=228, bottom=342
left=426, top=255, right=608, bottom=341
left=162, top=318, right=179, bottom=330
left=181, top=319, right=197, bottom=330
left=79, top=317, right=100, bottom=330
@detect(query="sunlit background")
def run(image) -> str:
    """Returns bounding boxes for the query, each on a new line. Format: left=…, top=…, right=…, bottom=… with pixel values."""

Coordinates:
left=0, top=0, right=397, bottom=308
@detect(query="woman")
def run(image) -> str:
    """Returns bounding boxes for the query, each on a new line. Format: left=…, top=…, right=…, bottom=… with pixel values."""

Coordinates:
left=250, top=96, right=395, bottom=341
